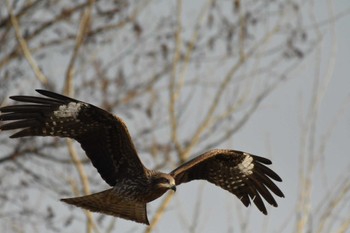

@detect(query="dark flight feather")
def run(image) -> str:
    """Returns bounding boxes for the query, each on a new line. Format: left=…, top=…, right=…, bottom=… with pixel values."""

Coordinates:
left=170, top=149, right=284, bottom=215
left=0, top=89, right=147, bottom=186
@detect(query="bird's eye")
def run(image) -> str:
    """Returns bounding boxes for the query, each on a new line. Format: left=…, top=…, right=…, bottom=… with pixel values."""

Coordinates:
left=157, top=178, right=169, bottom=183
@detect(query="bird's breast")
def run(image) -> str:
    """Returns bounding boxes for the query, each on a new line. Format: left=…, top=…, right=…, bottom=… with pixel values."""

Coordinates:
left=142, top=188, right=168, bottom=203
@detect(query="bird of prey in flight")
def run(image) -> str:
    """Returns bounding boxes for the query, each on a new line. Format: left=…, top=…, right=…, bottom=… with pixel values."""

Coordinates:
left=0, top=90, right=284, bottom=225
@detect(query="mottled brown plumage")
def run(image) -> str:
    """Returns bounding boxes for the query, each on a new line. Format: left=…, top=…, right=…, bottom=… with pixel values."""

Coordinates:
left=0, top=90, right=284, bottom=225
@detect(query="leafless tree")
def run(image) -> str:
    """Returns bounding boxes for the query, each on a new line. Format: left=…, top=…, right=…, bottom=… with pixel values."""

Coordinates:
left=0, top=0, right=349, bottom=233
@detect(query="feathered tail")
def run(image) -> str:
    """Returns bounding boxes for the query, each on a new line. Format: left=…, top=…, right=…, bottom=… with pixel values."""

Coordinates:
left=61, top=188, right=149, bottom=225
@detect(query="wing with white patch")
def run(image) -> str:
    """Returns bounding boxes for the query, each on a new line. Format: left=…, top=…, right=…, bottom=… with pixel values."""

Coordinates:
left=0, top=90, right=147, bottom=186
left=170, top=149, right=284, bottom=215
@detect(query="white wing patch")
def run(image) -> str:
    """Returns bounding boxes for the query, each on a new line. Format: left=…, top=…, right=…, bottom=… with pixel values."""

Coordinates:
left=238, top=153, right=254, bottom=176
left=54, top=102, right=85, bottom=118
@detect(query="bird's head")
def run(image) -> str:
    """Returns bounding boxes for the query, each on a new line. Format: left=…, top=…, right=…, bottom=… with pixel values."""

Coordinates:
left=151, top=173, right=176, bottom=192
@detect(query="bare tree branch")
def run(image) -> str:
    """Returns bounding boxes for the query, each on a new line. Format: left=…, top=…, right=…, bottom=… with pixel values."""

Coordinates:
left=5, top=0, right=49, bottom=87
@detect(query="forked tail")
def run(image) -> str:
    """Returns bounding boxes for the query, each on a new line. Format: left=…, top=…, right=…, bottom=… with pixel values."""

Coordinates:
left=61, top=188, right=149, bottom=225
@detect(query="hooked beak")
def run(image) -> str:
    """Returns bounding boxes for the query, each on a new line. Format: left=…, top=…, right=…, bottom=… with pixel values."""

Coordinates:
left=170, top=185, right=176, bottom=192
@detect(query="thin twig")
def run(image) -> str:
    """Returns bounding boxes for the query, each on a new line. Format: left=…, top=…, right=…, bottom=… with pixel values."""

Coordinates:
left=5, top=0, right=49, bottom=87
left=169, top=0, right=183, bottom=158
left=145, top=192, right=175, bottom=233
left=296, top=1, right=337, bottom=232
left=64, top=0, right=95, bottom=96
left=63, top=1, right=96, bottom=233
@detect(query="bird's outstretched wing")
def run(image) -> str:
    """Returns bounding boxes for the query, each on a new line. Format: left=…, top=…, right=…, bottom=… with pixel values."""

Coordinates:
left=170, top=149, right=284, bottom=214
left=0, top=90, right=147, bottom=186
